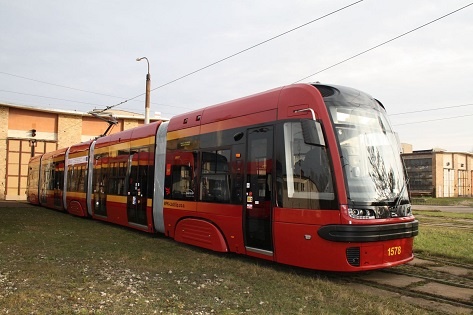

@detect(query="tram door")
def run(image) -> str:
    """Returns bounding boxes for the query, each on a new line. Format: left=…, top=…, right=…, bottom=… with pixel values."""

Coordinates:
left=53, top=161, right=63, bottom=208
left=244, top=126, right=273, bottom=253
left=93, top=155, right=107, bottom=217
left=127, top=150, right=148, bottom=226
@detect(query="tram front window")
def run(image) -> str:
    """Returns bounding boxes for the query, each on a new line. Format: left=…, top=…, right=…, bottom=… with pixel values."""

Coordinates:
left=328, top=102, right=410, bottom=217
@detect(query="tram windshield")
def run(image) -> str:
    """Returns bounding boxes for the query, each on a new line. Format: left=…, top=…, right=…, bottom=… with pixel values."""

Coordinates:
left=327, top=100, right=409, bottom=207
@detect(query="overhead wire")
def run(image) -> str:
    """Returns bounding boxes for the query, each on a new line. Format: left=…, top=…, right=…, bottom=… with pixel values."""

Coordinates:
left=392, top=113, right=473, bottom=126
left=389, top=103, right=473, bottom=116
left=0, top=86, right=194, bottom=114
left=0, top=72, right=188, bottom=111
left=390, top=102, right=473, bottom=126
left=2, top=1, right=471, bottom=119
left=293, top=2, right=473, bottom=83
left=99, top=0, right=364, bottom=112
left=151, top=0, right=364, bottom=92
left=99, top=1, right=473, bottom=113
left=0, top=89, right=104, bottom=107
left=0, top=71, right=125, bottom=99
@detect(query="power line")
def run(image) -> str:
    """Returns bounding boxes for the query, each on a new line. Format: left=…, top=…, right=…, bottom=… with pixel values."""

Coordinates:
left=293, top=2, right=473, bottom=83
left=151, top=1, right=364, bottom=92
left=0, top=87, right=194, bottom=113
left=389, top=103, right=473, bottom=116
left=0, top=71, right=126, bottom=100
left=0, top=89, right=104, bottom=107
left=392, top=113, right=473, bottom=126
left=3, top=1, right=471, bottom=118
left=0, top=71, right=191, bottom=111
left=2, top=2, right=364, bottom=114
left=101, top=0, right=364, bottom=112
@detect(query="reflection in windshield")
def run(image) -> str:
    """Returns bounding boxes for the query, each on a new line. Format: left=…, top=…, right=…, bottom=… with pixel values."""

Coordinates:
left=330, top=105, right=407, bottom=205
left=367, top=145, right=396, bottom=201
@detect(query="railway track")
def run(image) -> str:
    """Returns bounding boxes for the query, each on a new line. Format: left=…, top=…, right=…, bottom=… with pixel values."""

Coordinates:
left=344, top=256, right=473, bottom=314
left=414, top=214, right=473, bottom=230
left=345, top=209, right=473, bottom=313
left=416, top=216, right=473, bottom=230
left=419, top=222, right=472, bottom=230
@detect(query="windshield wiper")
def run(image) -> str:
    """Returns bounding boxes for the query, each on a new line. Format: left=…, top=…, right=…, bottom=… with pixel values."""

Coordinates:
left=393, top=179, right=408, bottom=209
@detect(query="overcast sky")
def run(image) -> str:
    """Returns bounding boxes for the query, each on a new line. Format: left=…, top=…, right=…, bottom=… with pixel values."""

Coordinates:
left=1, top=1, right=472, bottom=152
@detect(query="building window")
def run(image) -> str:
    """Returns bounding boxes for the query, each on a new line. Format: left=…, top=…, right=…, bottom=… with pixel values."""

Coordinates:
left=403, top=158, right=433, bottom=196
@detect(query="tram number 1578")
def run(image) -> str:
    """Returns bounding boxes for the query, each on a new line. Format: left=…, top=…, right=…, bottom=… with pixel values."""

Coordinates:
left=387, top=246, right=402, bottom=257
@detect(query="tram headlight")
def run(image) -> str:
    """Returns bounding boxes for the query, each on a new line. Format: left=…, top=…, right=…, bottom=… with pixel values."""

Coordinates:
left=348, top=205, right=411, bottom=219
left=348, top=208, right=376, bottom=219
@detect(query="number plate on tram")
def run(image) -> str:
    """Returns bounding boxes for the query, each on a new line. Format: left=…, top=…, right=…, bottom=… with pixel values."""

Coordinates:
left=387, top=246, right=402, bottom=257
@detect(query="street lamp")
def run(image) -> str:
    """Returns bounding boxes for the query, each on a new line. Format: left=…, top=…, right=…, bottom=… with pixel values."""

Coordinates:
left=136, top=57, right=151, bottom=124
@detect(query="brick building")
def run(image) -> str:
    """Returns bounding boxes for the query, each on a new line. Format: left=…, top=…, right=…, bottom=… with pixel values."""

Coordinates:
left=401, top=145, right=473, bottom=198
left=0, top=102, right=164, bottom=200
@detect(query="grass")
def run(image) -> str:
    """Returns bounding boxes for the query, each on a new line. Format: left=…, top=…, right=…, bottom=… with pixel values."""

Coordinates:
left=414, top=210, right=473, bottom=220
left=414, top=226, right=473, bottom=264
left=0, top=202, right=462, bottom=315
left=411, top=197, right=473, bottom=206
left=413, top=209, right=473, bottom=264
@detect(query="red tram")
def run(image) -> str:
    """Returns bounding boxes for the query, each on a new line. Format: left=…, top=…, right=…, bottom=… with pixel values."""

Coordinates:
left=26, top=83, right=418, bottom=271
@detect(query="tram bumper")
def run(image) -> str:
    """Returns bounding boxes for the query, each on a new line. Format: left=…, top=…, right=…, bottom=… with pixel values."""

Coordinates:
left=317, top=220, right=419, bottom=243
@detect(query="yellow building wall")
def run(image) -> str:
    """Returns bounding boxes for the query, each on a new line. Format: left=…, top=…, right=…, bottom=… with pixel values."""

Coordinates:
left=8, top=108, right=57, bottom=140
left=81, top=116, right=124, bottom=142
left=57, top=114, right=82, bottom=148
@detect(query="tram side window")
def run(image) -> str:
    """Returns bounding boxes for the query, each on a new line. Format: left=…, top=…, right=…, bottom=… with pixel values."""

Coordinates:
left=67, top=165, right=86, bottom=192
left=200, top=150, right=231, bottom=203
left=55, top=165, right=64, bottom=190
left=169, top=165, right=194, bottom=200
left=67, top=166, right=74, bottom=191
left=68, top=166, right=76, bottom=192
left=279, top=122, right=336, bottom=209
left=109, top=160, right=127, bottom=196
left=78, top=166, right=86, bottom=192
left=41, top=164, right=50, bottom=191
left=107, top=149, right=128, bottom=196
left=28, top=165, right=39, bottom=190
left=48, top=165, right=55, bottom=190
left=92, top=153, right=109, bottom=194
left=164, top=151, right=196, bottom=200
left=128, top=147, right=151, bottom=199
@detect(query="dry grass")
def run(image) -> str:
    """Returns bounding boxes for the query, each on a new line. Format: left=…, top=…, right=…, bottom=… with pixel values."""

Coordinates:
left=1, top=202, right=431, bottom=314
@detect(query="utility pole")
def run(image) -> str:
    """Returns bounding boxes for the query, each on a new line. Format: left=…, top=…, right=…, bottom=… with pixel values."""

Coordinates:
left=136, top=57, right=151, bottom=124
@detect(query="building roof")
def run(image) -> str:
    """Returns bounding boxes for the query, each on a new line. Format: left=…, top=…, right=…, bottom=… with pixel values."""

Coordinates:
left=0, top=102, right=168, bottom=121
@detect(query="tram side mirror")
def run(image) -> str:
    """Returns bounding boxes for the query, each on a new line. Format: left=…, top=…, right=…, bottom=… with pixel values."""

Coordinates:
left=301, top=120, right=325, bottom=147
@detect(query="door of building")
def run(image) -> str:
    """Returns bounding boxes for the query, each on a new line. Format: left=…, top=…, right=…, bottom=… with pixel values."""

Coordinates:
left=443, top=168, right=454, bottom=197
